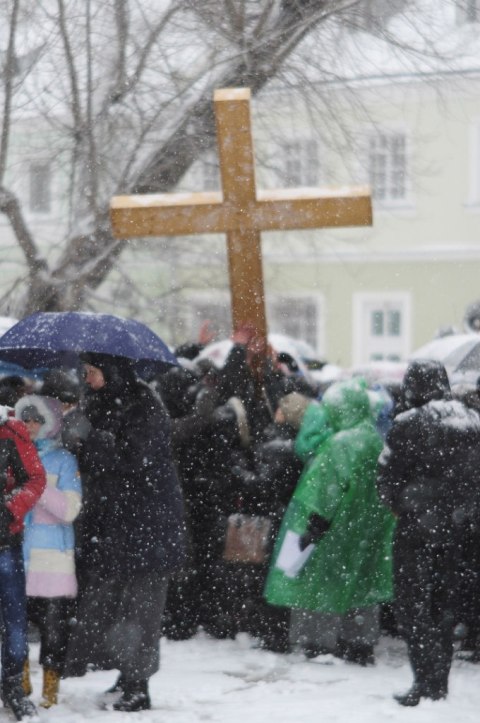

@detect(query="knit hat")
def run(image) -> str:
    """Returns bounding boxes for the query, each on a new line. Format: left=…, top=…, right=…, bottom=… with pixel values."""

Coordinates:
left=41, top=369, right=80, bottom=404
left=277, top=392, right=311, bottom=430
left=15, top=394, right=63, bottom=440
left=80, top=352, right=136, bottom=387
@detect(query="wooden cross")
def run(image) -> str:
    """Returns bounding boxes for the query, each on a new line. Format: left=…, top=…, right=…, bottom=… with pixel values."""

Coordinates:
left=110, top=88, right=372, bottom=348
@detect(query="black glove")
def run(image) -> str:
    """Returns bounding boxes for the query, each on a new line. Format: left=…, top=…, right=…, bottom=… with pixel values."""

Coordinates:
left=299, top=513, right=330, bottom=551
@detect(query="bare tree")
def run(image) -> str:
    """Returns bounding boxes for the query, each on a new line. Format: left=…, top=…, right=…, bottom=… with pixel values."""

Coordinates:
left=0, top=0, right=460, bottom=323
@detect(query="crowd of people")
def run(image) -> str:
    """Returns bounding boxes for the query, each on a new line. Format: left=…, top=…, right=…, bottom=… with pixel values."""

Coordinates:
left=0, top=330, right=479, bottom=718
left=157, top=333, right=480, bottom=707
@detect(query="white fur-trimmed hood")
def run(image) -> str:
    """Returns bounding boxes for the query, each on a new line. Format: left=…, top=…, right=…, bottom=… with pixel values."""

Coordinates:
left=15, top=394, right=63, bottom=440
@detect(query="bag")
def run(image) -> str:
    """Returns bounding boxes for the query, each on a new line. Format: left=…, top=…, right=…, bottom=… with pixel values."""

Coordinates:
left=223, top=513, right=272, bottom=564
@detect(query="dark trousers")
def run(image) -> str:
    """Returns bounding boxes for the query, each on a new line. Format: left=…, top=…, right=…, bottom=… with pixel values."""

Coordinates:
left=65, top=572, right=169, bottom=681
left=27, top=597, right=75, bottom=673
left=0, top=546, right=27, bottom=680
left=456, top=529, right=480, bottom=645
left=394, top=523, right=459, bottom=694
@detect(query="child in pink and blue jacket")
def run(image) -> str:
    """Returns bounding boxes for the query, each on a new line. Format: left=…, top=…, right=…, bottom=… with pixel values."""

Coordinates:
left=15, top=394, right=82, bottom=708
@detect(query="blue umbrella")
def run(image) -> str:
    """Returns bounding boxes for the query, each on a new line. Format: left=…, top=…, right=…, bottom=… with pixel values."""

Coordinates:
left=0, top=311, right=177, bottom=377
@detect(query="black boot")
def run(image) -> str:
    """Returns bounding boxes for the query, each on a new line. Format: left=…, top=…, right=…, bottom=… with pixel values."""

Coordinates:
left=395, top=682, right=447, bottom=706
left=303, top=643, right=332, bottom=659
left=335, top=640, right=375, bottom=666
left=394, top=683, right=423, bottom=707
left=104, top=673, right=125, bottom=695
left=113, top=679, right=151, bottom=712
left=1, top=674, right=38, bottom=720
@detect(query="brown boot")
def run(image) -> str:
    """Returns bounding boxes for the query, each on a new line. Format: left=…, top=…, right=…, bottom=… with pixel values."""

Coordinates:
left=21, top=659, right=32, bottom=696
left=40, top=667, right=60, bottom=708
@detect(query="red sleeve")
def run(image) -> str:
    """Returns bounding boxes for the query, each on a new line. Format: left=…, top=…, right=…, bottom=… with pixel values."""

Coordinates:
left=0, top=420, right=46, bottom=532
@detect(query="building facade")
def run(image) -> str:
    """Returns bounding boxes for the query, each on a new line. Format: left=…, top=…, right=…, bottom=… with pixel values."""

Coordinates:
left=1, top=0, right=480, bottom=368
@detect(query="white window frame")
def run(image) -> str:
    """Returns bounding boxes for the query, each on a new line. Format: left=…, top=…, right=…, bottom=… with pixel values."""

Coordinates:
left=280, top=138, right=321, bottom=187
left=268, top=292, right=325, bottom=357
left=187, top=291, right=325, bottom=357
left=366, top=130, right=411, bottom=209
left=188, top=291, right=231, bottom=341
left=352, top=292, right=412, bottom=366
left=200, top=150, right=220, bottom=191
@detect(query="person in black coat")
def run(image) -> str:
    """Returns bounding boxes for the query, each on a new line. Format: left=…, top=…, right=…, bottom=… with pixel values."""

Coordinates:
left=64, top=353, right=186, bottom=712
left=159, top=344, right=306, bottom=645
left=226, top=418, right=303, bottom=651
left=377, top=359, right=480, bottom=706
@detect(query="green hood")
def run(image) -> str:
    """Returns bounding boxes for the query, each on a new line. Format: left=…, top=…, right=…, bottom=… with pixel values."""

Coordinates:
left=294, top=402, right=333, bottom=463
left=322, top=377, right=371, bottom=432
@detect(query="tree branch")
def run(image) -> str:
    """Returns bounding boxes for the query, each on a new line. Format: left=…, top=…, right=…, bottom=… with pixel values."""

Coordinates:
left=132, top=1, right=339, bottom=193
left=85, top=0, right=99, bottom=218
left=57, top=0, right=83, bottom=135
left=0, top=0, right=20, bottom=185
left=0, top=187, right=46, bottom=274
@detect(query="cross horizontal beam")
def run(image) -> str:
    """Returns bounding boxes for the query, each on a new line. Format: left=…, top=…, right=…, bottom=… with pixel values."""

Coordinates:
left=111, top=186, right=372, bottom=238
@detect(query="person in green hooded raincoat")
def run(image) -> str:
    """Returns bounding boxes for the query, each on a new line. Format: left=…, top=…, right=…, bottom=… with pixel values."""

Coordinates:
left=264, top=378, right=395, bottom=664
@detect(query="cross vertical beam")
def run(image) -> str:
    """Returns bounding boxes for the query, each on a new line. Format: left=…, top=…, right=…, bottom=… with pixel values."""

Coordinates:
left=214, top=88, right=267, bottom=341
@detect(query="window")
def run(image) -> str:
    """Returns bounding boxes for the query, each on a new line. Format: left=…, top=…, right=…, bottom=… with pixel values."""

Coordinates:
left=353, top=293, right=411, bottom=366
left=344, top=0, right=408, bottom=33
left=188, top=293, right=323, bottom=356
left=268, top=296, right=321, bottom=352
left=368, top=132, right=408, bottom=204
left=200, top=151, right=220, bottom=191
left=456, top=0, right=480, bottom=24
left=281, top=139, right=320, bottom=187
left=370, top=308, right=401, bottom=340
left=29, top=161, right=51, bottom=213
left=189, top=298, right=231, bottom=340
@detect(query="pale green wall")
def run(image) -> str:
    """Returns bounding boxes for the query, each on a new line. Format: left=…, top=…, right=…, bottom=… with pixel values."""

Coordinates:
left=265, top=255, right=480, bottom=366
left=252, top=76, right=480, bottom=366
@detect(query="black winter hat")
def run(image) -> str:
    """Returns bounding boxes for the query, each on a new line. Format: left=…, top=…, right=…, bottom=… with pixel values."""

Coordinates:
left=41, top=369, right=80, bottom=404
left=401, top=358, right=451, bottom=409
left=80, top=352, right=135, bottom=383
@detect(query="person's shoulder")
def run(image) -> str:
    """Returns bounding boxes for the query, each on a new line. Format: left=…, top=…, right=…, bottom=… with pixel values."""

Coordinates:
left=128, top=381, right=167, bottom=414
left=130, top=380, right=157, bottom=403
left=387, top=407, right=418, bottom=437
left=429, top=398, right=480, bottom=432
left=384, top=407, right=423, bottom=449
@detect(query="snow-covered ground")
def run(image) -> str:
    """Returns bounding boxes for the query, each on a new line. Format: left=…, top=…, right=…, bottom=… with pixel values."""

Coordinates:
left=23, top=632, right=480, bottom=722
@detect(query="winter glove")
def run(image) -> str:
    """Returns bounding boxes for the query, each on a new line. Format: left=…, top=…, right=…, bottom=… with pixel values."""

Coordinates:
left=299, top=513, right=330, bottom=551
